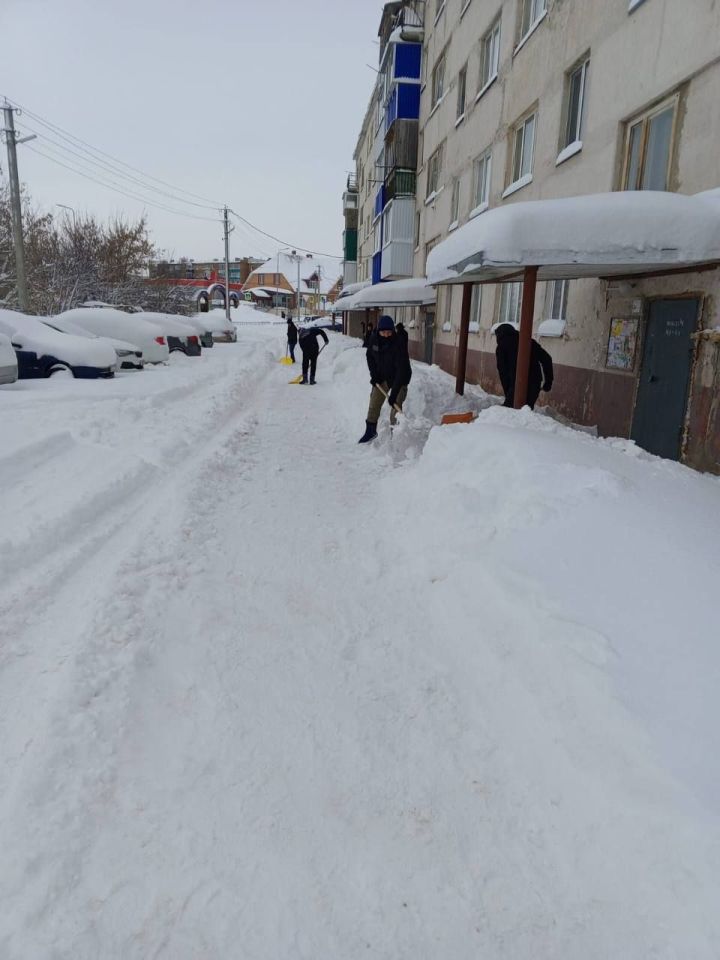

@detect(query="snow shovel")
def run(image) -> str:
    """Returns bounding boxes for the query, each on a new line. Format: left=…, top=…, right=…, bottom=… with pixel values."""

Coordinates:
left=288, top=342, right=326, bottom=383
left=280, top=344, right=293, bottom=365
left=376, top=383, right=404, bottom=416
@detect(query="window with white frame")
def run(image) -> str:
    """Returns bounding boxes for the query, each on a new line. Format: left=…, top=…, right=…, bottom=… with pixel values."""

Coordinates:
left=510, top=112, right=536, bottom=185
left=472, top=149, right=492, bottom=210
left=457, top=64, right=467, bottom=120
left=563, top=57, right=589, bottom=149
left=498, top=282, right=523, bottom=325
left=432, top=51, right=446, bottom=107
left=480, top=18, right=501, bottom=91
left=547, top=279, right=569, bottom=319
left=519, top=0, right=547, bottom=42
left=622, top=96, right=678, bottom=191
left=373, top=220, right=382, bottom=254
left=426, top=143, right=444, bottom=198
left=469, top=284, right=482, bottom=332
left=450, top=177, right=460, bottom=224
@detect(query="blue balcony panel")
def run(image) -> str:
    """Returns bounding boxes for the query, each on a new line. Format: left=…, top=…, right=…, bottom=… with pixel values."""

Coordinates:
left=372, top=252, right=383, bottom=286
left=394, top=43, right=421, bottom=81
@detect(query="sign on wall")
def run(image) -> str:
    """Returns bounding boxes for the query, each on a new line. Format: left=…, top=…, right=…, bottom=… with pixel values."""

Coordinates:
left=606, top=317, right=640, bottom=370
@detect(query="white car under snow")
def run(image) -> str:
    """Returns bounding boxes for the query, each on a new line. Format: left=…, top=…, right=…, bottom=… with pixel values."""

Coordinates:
left=0, top=309, right=117, bottom=380
left=194, top=311, right=237, bottom=343
left=42, top=316, right=144, bottom=370
left=134, top=313, right=202, bottom=356
left=57, top=308, right=170, bottom=365
left=0, top=332, right=19, bottom=384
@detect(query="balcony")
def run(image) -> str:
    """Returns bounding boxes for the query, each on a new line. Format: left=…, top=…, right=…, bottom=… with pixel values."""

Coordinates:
left=385, top=82, right=421, bottom=133
left=346, top=173, right=358, bottom=192
left=386, top=168, right=417, bottom=203
left=372, top=251, right=383, bottom=285
left=343, top=228, right=358, bottom=262
left=374, top=184, right=387, bottom=220
left=343, top=190, right=358, bottom=213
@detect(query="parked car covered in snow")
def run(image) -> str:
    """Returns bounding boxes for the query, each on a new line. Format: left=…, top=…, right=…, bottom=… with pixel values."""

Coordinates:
left=134, top=312, right=202, bottom=356
left=177, top=314, right=214, bottom=348
left=58, top=307, right=170, bottom=364
left=0, top=309, right=117, bottom=379
left=194, top=311, right=237, bottom=343
left=0, top=332, right=19, bottom=384
left=42, top=316, right=144, bottom=370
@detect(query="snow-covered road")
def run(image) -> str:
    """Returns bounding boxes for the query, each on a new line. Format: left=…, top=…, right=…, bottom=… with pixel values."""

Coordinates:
left=1, top=324, right=719, bottom=958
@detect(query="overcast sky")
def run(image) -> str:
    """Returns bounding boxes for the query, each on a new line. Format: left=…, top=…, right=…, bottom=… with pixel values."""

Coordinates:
left=1, top=0, right=383, bottom=266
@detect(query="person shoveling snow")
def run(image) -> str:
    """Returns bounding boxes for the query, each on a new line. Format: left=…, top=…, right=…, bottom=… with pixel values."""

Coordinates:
left=297, top=324, right=329, bottom=384
left=358, top=315, right=412, bottom=443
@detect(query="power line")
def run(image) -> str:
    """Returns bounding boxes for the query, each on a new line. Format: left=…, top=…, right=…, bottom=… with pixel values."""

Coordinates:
left=18, top=119, right=220, bottom=211
left=4, top=96, right=223, bottom=208
left=24, top=144, right=221, bottom=223
left=228, top=208, right=343, bottom=260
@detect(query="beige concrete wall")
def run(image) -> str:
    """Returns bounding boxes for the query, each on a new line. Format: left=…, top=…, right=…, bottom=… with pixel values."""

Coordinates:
left=413, top=0, right=720, bottom=371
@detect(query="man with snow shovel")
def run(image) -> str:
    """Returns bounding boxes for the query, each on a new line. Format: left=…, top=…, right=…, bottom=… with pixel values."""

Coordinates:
left=286, top=317, right=298, bottom=363
left=494, top=323, right=553, bottom=409
left=358, top=315, right=412, bottom=443
left=298, top=323, right=329, bottom=384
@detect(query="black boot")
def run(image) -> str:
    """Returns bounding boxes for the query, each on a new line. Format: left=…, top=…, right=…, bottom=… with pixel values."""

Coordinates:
left=358, top=420, right=378, bottom=443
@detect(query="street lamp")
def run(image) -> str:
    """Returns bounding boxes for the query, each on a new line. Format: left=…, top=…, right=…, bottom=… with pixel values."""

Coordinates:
left=56, top=203, right=77, bottom=226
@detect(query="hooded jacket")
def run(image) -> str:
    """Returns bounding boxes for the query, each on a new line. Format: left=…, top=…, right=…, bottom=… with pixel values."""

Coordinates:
left=495, top=323, right=553, bottom=407
left=366, top=323, right=412, bottom=402
left=287, top=320, right=298, bottom=345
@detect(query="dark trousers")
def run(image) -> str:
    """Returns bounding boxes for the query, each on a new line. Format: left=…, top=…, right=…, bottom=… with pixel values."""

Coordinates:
left=301, top=347, right=318, bottom=382
left=288, top=341, right=296, bottom=362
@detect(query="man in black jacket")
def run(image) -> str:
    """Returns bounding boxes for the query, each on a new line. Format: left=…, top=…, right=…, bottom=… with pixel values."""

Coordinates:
left=358, top=315, right=412, bottom=443
left=286, top=318, right=298, bottom=363
left=494, top=322, right=553, bottom=409
left=298, top=324, right=329, bottom=384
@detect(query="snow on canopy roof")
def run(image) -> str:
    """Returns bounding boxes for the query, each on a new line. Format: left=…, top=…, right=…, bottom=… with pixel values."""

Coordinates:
left=248, top=288, right=270, bottom=298
left=338, top=279, right=371, bottom=298
left=351, top=278, right=436, bottom=308
left=426, top=190, right=720, bottom=286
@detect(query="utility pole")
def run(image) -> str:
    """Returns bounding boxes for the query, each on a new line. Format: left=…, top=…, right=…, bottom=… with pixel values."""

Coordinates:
left=2, top=103, right=30, bottom=312
left=223, top=206, right=232, bottom=323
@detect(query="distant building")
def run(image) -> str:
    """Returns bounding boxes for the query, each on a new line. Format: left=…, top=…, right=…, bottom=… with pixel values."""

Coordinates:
left=243, top=252, right=342, bottom=313
left=149, top=257, right=263, bottom=287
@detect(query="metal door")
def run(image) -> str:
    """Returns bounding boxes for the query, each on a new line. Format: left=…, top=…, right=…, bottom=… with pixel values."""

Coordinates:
left=424, top=310, right=435, bottom=365
left=631, top=299, right=698, bottom=460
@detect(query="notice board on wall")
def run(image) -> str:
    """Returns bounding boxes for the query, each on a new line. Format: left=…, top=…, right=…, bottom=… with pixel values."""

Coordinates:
left=606, top=318, right=640, bottom=370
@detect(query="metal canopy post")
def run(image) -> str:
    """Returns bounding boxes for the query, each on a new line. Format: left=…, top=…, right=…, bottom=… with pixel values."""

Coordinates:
left=513, top=265, right=538, bottom=409
left=455, top=282, right=473, bottom=396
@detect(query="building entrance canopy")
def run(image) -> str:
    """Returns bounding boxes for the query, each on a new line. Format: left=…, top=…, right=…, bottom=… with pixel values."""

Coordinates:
left=426, top=191, right=720, bottom=286
left=425, top=190, right=720, bottom=405
left=332, top=277, right=436, bottom=312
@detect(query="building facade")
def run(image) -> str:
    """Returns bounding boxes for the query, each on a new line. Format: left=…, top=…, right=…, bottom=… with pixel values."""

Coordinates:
left=402, top=0, right=719, bottom=471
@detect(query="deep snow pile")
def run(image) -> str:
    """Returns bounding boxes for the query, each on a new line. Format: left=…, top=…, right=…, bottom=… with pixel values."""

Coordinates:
left=1, top=327, right=719, bottom=958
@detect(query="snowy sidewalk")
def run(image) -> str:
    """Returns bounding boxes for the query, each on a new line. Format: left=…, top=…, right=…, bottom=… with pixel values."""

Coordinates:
left=1, top=327, right=719, bottom=958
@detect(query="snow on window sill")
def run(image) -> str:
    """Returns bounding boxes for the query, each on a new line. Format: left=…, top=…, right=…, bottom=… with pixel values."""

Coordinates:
left=434, top=2, right=446, bottom=24
left=538, top=318, right=567, bottom=338
left=448, top=220, right=459, bottom=233
left=556, top=140, right=583, bottom=166
left=455, top=112, right=466, bottom=128
left=469, top=201, right=489, bottom=219
left=428, top=93, right=447, bottom=120
left=514, top=10, right=548, bottom=56
left=475, top=74, right=498, bottom=103
left=469, top=321, right=480, bottom=333
left=628, top=0, right=648, bottom=11
left=502, top=174, right=533, bottom=199
left=424, top=184, right=445, bottom=206
left=460, top=0, right=472, bottom=17
left=442, top=321, right=452, bottom=332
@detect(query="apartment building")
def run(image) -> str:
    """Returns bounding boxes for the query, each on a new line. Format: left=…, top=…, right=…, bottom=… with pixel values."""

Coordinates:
left=409, top=0, right=720, bottom=470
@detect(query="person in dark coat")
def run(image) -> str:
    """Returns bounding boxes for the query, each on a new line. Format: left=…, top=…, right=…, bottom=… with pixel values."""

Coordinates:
left=286, top=318, right=298, bottom=362
left=358, top=315, right=412, bottom=443
left=362, top=322, right=374, bottom=349
left=494, top=322, right=553, bottom=409
left=298, top=324, right=329, bottom=384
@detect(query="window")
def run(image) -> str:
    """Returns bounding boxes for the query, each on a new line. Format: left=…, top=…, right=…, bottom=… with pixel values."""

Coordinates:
left=563, top=57, right=589, bottom=150
left=472, top=149, right=492, bottom=211
left=425, top=236, right=440, bottom=273
left=498, top=282, right=522, bottom=325
left=450, top=177, right=460, bottom=224
left=510, top=112, right=536, bottom=185
left=456, top=65, right=467, bottom=120
left=432, top=52, right=446, bottom=107
left=426, top=143, right=444, bottom=198
left=414, top=210, right=421, bottom=248
left=623, top=97, right=677, bottom=191
left=519, top=0, right=547, bottom=42
left=480, top=19, right=501, bottom=91
left=547, top=279, right=569, bottom=319
left=469, top=284, right=482, bottom=332
left=257, top=273, right=266, bottom=284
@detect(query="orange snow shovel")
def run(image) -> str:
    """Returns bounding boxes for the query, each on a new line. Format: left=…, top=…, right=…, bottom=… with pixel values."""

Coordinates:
left=440, top=411, right=477, bottom=425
